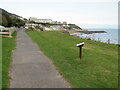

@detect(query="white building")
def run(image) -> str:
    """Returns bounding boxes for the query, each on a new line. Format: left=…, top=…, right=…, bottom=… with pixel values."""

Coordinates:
left=43, top=27, right=52, bottom=31
left=29, top=17, right=38, bottom=22
left=50, top=25, right=65, bottom=31
left=25, top=23, right=38, bottom=27
left=38, top=19, right=52, bottom=23
left=29, top=17, right=52, bottom=23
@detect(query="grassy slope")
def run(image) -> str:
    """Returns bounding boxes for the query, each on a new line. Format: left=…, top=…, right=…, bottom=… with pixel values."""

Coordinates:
left=2, top=32, right=17, bottom=88
left=27, top=31, right=118, bottom=88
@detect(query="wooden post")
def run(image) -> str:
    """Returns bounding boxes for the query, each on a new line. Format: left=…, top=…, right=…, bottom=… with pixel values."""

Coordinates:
left=9, top=32, right=11, bottom=37
left=76, top=42, right=84, bottom=59
left=79, top=46, right=82, bottom=59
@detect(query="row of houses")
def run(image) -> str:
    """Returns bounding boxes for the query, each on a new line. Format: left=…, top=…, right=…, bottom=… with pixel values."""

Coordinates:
left=24, top=23, right=68, bottom=31
left=29, top=17, right=52, bottom=23
left=25, top=17, right=81, bottom=31
left=29, top=17, right=67, bottom=24
left=44, top=25, right=66, bottom=31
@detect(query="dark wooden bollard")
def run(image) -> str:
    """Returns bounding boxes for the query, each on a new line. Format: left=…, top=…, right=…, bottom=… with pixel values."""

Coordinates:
left=79, top=46, right=82, bottom=59
left=76, top=42, right=84, bottom=59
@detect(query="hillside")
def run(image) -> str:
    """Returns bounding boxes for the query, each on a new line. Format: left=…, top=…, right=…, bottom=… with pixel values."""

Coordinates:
left=0, top=8, right=25, bottom=27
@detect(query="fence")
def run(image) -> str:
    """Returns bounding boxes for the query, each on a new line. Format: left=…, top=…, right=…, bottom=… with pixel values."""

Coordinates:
left=0, top=28, right=15, bottom=37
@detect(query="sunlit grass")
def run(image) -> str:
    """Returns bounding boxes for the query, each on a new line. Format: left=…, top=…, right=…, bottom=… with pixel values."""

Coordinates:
left=27, top=31, right=118, bottom=88
left=2, top=32, right=17, bottom=88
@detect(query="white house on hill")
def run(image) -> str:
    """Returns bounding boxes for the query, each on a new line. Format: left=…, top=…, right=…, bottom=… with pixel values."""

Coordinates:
left=29, top=17, right=52, bottom=23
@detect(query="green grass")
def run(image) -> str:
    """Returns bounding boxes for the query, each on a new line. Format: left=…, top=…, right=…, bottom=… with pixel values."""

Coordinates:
left=27, top=31, right=118, bottom=88
left=2, top=32, right=17, bottom=88
left=0, top=37, right=2, bottom=89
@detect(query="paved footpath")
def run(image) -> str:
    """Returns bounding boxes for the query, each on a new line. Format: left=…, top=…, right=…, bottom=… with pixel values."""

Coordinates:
left=10, top=30, right=70, bottom=88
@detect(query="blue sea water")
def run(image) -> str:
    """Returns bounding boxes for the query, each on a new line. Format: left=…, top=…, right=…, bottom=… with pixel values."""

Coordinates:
left=70, top=28, right=119, bottom=44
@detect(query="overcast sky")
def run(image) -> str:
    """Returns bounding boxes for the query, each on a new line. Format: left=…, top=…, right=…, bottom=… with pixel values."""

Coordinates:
left=0, top=0, right=118, bottom=28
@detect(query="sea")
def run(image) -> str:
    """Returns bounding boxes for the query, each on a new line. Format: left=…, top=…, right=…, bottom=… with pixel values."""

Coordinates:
left=70, top=28, right=119, bottom=44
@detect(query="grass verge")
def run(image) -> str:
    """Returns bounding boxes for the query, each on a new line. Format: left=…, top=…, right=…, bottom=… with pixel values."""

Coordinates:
left=27, top=31, right=118, bottom=88
left=0, top=37, right=2, bottom=89
left=2, top=32, right=17, bottom=88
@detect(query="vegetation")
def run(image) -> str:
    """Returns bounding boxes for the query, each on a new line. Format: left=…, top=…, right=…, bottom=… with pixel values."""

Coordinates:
left=10, top=17, right=25, bottom=27
left=68, top=24, right=82, bottom=29
left=28, top=26, right=34, bottom=30
left=0, top=8, right=25, bottom=27
left=27, top=31, right=118, bottom=88
left=34, top=22, right=63, bottom=27
left=2, top=31, right=17, bottom=88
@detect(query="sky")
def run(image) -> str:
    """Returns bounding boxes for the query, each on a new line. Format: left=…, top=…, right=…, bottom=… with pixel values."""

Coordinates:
left=0, top=0, right=119, bottom=29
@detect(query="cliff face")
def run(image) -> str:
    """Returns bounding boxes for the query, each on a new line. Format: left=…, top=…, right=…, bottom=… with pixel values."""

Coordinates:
left=0, top=8, right=25, bottom=27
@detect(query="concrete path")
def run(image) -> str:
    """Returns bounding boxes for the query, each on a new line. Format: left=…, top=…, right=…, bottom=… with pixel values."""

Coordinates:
left=10, top=30, right=70, bottom=88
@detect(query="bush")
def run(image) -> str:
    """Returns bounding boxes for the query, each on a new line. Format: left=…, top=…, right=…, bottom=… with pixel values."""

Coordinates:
left=28, top=27, right=33, bottom=30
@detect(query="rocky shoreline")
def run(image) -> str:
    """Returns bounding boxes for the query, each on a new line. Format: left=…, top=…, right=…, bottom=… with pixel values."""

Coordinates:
left=77, top=30, right=107, bottom=34
left=68, top=29, right=107, bottom=34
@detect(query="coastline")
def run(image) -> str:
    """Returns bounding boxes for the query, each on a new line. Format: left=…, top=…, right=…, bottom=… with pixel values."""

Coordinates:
left=69, top=29, right=118, bottom=45
left=68, top=29, right=106, bottom=34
